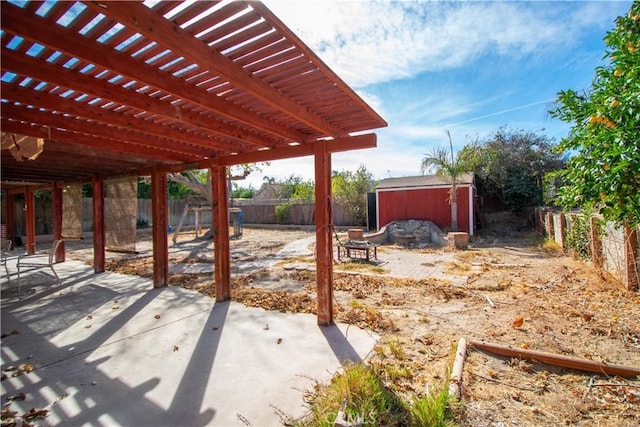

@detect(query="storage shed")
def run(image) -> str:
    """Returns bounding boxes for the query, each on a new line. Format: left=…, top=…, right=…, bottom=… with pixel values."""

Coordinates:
left=376, top=173, right=476, bottom=235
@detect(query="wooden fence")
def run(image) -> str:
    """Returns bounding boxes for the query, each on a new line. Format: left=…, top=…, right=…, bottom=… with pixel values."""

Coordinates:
left=80, top=198, right=358, bottom=229
left=534, top=207, right=639, bottom=291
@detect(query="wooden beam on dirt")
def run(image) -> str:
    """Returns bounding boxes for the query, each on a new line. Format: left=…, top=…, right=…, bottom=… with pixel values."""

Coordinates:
left=24, top=186, right=36, bottom=254
left=92, top=178, right=105, bottom=273
left=314, top=140, right=333, bottom=325
left=212, top=165, right=231, bottom=301
left=470, top=340, right=640, bottom=378
left=151, top=170, right=169, bottom=288
left=52, top=182, right=65, bottom=263
left=448, top=337, right=467, bottom=399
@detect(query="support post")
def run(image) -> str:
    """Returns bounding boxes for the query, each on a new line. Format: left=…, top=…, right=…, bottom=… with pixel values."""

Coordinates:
left=6, top=193, right=15, bottom=246
left=25, top=186, right=36, bottom=254
left=212, top=165, right=230, bottom=301
left=624, top=224, right=638, bottom=291
left=151, top=170, right=169, bottom=287
left=314, top=141, right=333, bottom=325
left=558, top=213, right=567, bottom=249
left=590, top=217, right=602, bottom=268
left=546, top=211, right=554, bottom=238
left=92, top=178, right=105, bottom=273
left=52, top=183, right=65, bottom=262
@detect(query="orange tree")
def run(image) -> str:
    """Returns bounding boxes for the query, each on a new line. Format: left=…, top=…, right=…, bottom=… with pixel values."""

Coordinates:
left=549, top=1, right=640, bottom=226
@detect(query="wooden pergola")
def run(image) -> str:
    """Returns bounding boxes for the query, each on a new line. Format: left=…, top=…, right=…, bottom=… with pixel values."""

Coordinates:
left=0, top=1, right=386, bottom=325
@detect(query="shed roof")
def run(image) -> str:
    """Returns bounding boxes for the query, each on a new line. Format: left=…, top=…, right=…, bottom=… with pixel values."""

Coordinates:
left=1, top=0, right=386, bottom=186
left=376, top=173, right=475, bottom=190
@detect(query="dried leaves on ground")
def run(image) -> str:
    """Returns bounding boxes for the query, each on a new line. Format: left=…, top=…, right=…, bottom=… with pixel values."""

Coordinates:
left=67, top=227, right=640, bottom=426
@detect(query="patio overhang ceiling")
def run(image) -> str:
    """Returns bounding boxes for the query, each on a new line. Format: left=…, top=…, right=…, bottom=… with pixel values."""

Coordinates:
left=0, top=0, right=387, bottom=185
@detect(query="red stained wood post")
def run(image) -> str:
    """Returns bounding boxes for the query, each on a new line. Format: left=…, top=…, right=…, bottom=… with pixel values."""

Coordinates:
left=24, top=186, right=36, bottom=254
left=151, top=170, right=169, bottom=288
left=212, top=165, right=231, bottom=301
left=52, top=183, right=65, bottom=263
left=314, top=141, right=334, bottom=326
left=92, top=178, right=105, bottom=273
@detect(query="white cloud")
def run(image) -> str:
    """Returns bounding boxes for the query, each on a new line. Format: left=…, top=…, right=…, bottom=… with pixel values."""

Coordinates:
left=235, top=0, right=628, bottom=189
left=264, top=0, right=622, bottom=88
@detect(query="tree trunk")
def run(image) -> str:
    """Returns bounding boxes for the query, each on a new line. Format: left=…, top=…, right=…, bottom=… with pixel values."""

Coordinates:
left=451, top=184, right=458, bottom=231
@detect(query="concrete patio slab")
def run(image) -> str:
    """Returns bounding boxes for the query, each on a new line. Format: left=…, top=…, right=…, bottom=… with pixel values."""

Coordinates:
left=1, top=260, right=378, bottom=426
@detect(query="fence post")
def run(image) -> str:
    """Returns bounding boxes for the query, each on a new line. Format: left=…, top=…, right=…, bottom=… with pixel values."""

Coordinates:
left=590, top=217, right=603, bottom=268
left=557, top=213, right=567, bottom=249
left=546, top=211, right=554, bottom=238
left=624, top=224, right=639, bottom=291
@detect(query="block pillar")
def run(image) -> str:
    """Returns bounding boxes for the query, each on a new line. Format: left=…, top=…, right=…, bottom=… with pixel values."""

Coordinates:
left=151, top=171, right=169, bottom=287
left=314, top=141, right=334, bottom=326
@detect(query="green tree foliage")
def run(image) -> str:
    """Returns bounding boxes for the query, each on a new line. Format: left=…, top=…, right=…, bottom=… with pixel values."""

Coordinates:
left=332, top=165, right=375, bottom=226
left=137, top=175, right=197, bottom=200
left=278, top=175, right=315, bottom=200
left=231, top=185, right=256, bottom=199
left=548, top=2, right=640, bottom=226
left=459, top=127, right=564, bottom=212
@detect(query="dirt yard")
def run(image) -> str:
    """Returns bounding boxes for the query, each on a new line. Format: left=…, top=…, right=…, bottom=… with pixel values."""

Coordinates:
left=67, top=223, right=640, bottom=426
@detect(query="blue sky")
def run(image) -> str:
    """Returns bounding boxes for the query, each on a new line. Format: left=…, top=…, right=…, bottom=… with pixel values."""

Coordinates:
left=242, top=1, right=632, bottom=189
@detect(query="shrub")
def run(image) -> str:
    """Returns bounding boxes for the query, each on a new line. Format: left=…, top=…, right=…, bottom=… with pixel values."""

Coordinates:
left=274, top=202, right=290, bottom=224
left=136, top=217, right=150, bottom=229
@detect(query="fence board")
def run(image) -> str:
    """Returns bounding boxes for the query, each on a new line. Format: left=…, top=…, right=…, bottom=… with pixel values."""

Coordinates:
left=537, top=208, right=638, bottom=290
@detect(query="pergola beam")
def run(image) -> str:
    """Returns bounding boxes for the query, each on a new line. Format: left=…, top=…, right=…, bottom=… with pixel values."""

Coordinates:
left=251, top=1, right=387, bottom=128
left=89, top=1, right=346, bottom=138
left=1, top=83, right=242, bottom=153
left=1, top=2, right=304, bottom=144
left=212, top=133, right=377, bottom=167
left=1, top=118, right=188, bottom=163
left=1, top=47, right=261, bottom=151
